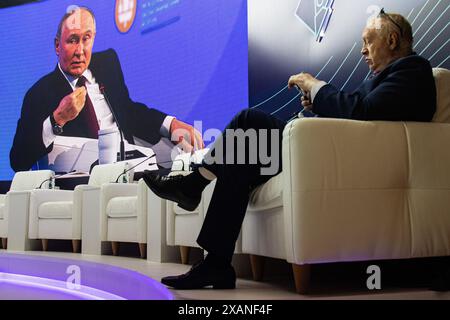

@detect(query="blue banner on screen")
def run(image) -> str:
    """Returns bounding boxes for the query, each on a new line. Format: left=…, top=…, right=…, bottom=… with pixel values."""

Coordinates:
left=0, top=0, right=248, bottom=180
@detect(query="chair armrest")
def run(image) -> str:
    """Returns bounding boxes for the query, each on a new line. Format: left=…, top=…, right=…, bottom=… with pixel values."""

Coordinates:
left=75, top=186, right=101, bottom=247
left=30, top=189, right=74, bottom=204
left=5, top=191, right=33, bottom=248
left=136, top=179, right=149, bottom=242
left=147, top=183, right=179, bottom=262
left=0, top=194, right=6, bottom=204
left=73, top=185, right=101, bottom=239
left=101, top=183, right=138, bottom=200
left=4, top=191, right=32, bottom=224
left=6, top=190, right=31, bottom=196
left=282, top=118, right=411, bottom=191
left=281, top=118, right=414, bottom=264
left=73, top=185, right=100, bottom=212
left=74, top=184, right=101, bottom=192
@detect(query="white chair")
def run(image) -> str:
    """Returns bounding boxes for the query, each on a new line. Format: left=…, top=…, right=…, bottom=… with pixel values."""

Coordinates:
left=166, top=175, right=216, bottom=264
left=100, top=151, right=202, bottom=261
left=241, top=68, right=450, bottom=293
left=166, top=150, right=215, bottom=264
left=100, top=178, right=147, bottom=258
left=0, top=170, right=54, bottom=249
left=242, top=173, right=285, bottom=281
left=148, top=149, right=242, bottom=264
left=28, top=162, right=130, bottom=253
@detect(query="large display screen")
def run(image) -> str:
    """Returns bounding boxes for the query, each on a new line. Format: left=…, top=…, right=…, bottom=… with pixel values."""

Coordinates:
left=0, top=0, right=249, bottom=180
left=248, top=0, right=450, bottom=120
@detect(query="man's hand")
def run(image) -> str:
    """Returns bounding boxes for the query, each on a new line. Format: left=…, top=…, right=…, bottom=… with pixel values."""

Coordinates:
left=53, top=87, right=87, bottom=126
left=288, top=72, right=320, bottom=112
left=288, top=72, right=321, bottom=95
left=301, top=95, right=313, bottom=111
left=170, top=118, right=204, bottom=153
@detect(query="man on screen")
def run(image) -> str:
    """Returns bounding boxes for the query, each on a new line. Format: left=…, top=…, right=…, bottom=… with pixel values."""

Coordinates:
left=10, top=6, right=203, bottom=172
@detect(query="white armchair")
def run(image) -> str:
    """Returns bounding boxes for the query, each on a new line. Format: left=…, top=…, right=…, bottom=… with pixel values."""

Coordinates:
left=145, top=150, right=213, bottom=264
left=100, top=179, right=147, bottom=258
left=28, top=162, right=131, bottom=253
left=0, top=170, right=54, bottom=249
left=98, top=152, right=207, bottom=261
left=148, top=149, right=242, bottom=264
left=242, top=68, right=450, bottom=293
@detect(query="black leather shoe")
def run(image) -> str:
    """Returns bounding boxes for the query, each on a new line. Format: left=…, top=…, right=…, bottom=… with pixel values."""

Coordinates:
left=142, top=170, right=201, bottom=211
left=161, top=259, right=236, bottom=289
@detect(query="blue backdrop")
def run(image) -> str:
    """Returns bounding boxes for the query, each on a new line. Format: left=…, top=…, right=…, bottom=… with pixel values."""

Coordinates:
left=0, top=0, right=249, bottom=180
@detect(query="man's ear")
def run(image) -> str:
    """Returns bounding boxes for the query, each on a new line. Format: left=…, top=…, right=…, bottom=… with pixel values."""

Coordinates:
left=388, top=32, right=399, bottom=50
left=55, top=37, right=60, bottom=56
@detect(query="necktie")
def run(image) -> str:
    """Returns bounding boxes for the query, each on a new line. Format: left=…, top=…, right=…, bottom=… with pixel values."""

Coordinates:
left=76, top=76, right=99, bottom=138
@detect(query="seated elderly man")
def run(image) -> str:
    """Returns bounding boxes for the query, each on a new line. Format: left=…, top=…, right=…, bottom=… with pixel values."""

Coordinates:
left=143, top=9, right=437, bottom=289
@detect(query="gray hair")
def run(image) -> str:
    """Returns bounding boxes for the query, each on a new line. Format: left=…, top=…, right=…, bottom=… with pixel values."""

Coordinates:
left=368, top=12, right=413, bottom=54
left=55, top=6, right=96, bottom=40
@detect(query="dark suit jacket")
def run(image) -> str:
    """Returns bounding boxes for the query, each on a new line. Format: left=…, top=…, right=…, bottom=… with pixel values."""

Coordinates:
left=10, top=49, right=167, bottom=172
left=313, top=54, right=436, bottom=121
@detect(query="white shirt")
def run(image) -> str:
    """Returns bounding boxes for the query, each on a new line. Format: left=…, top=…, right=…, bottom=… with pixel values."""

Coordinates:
left=42, top=64, right=174, bottom=147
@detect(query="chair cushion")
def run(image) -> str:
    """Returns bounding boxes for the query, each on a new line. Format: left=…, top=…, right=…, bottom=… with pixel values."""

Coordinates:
left=38, top=202, right=73, bottom=219
left=0, top=203, right=5, bottom=220
left=248, top=173, right=283, bottom=211
left=432, top=68, right=450, bottom=123
left=106, top=196, right=137, bottom=218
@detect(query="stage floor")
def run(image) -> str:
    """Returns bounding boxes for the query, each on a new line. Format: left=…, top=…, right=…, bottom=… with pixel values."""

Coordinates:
left=1, top=249, right=448, bottom=300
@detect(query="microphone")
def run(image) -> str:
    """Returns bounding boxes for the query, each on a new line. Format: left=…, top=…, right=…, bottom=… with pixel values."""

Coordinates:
left=99, top=84, right=125, bottom=162
left=115, top=154, right=156, bottom=183
left=36, top=170, right=77, bottom=189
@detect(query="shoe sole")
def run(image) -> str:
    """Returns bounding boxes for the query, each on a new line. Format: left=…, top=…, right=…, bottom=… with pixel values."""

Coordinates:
left=143, top=174, right=199, bottom=211
left=213, top=282, right=236, bottom=289
left=162, top=281, right=236, bottom=290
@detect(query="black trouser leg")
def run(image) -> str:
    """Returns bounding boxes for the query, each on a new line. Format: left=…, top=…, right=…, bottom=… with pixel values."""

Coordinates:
left=203, top=109, right=286, bottom=179
left=197, top=109, right=286, bottom=262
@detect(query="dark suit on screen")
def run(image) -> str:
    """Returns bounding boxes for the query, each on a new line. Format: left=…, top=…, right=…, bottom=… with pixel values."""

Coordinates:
left=10, top=49, right=167, bottom=172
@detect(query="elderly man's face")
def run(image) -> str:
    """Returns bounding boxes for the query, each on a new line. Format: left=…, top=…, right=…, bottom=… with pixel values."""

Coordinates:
left=55, top=9, right=95, bottom=77
left=361, top=24, right=394, bottom=74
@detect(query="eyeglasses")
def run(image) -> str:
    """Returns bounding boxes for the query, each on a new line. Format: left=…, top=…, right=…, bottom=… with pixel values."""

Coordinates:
left=378, top=8, right=403, bottom=38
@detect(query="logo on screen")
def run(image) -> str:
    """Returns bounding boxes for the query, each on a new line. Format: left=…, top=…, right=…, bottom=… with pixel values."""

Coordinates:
left=295, top=0, right=334, bottom=42
left=115, top=0, right=137, bottom=33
